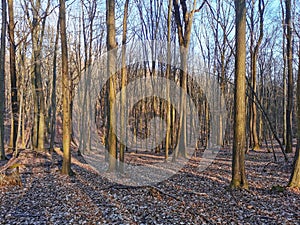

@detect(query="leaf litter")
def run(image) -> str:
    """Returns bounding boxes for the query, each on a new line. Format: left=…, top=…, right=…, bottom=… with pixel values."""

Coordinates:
left=0, top=146, right=299, bottom=224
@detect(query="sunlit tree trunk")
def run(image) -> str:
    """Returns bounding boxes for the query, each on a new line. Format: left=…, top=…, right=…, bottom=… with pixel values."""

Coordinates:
left=106, top=0, right=118, bottom=172
left=172, top=0, right=197, bottom=160
left=60, top=0, right=71, bottom=175
left=231, top=0, right=248, bottom=189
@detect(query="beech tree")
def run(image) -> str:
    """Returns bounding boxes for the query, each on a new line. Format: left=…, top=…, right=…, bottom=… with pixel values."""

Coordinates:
left=231, top=0, right=248, bottom=189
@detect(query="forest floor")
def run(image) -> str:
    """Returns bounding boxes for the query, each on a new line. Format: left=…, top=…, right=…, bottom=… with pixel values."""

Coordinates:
left=0, top=145, right=300, bottom=225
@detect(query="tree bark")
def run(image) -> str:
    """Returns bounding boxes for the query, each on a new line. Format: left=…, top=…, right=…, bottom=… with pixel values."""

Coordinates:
left=25, top=0, right=50, bottom=151
left=288, top=44, right=300, bottom=188
left=172, top=0, right=197, bottom=160
left=49, top=19, right=60, bottom=151
left=60, top=0, right=71, bottom=175
left=106, top=0, right=118, bottom=172
left=285, top=0, right=293, bottom=153
left=119, top=0, right=130, bottom=172
left=231, top=0, right=248, bottom=189
left=165, top=0, right=172, bottom=160
left=0, top=0, right=7, bottom=160
left=249, top=0, right=265, bottom=151
left=8, top=0, right=18, bottom=153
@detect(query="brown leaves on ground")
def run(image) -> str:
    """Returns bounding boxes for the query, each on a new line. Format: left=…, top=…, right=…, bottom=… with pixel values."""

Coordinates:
left=0, top=147, right=299, bottom=224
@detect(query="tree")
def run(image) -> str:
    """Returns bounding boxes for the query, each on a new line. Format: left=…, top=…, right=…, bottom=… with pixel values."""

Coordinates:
left=106, top=0, right=118, bottom=172
left=285, top=0, right=293, bottom=153
left=165, top=0, right=172, bottom=160
left=8, top=0, right=18, bottom=153
left=172, top=0, right=197, bottom=160
left=0, top=0, right=7, bottom=160
left=23, top=0, right=50, bottom=151
left=230, top=0, right=248, bottom=189
left=119, top=0, right=130, bottom=172
left=49, top=19, right=60, bottom=151
left=60, top=0, right=71, bottom=175
left=288, top=32, right=300, bottom=188
left=248, top=0, right=265, bottom=151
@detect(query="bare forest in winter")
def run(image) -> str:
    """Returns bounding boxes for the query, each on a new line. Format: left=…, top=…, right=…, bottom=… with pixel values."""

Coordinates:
left=0, top=0, right=300, bottom=224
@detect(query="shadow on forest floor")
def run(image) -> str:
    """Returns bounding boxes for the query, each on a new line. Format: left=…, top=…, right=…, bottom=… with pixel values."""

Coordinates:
left=0, top=144, right=299, bottom=224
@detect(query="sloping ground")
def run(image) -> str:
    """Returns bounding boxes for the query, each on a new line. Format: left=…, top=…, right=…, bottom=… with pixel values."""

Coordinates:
left=0, top=147, right=299, bottom=225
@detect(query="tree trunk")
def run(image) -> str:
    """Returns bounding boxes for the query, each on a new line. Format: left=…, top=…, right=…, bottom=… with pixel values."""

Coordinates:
left=285, top=0, right=293, bottom=153
left=288, top=45, right=300, bottom=188
left=249, top=0, right=264, bottom=151
left=8, top=0, right=18, bottom=153
left=172, top=0, right=197, bottom=160
left=60, top=0, right=71, bottom=175
left=281, top=0, right=287, bottom=146
left=119, top=0, right=130, bottom=172
left=106, top=0, right=118, bottom=172
left=27, top=0, right=50, bottom=151
left=231, top=0, right=248, bottom=189
left=50, top=19, right=60, bottom=151
left=165, top=0, right=172, bottom=160
left=0, top=0, right=7, bottom=160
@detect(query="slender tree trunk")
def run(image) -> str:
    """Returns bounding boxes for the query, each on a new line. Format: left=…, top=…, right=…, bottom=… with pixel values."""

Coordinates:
left=50, top=19, right=60, bottom=151
left=249, top=0, right=264, bottom=151
left=281, top=0, right=287, bottom=145
left=231, top=0, right=248, bottom=189
left=165, top=0, right=172, bottom=160
left=119, top=0, right=130, bottom=172
left=251, top=53, right=260, bottom=150
left=0, top=0, right=7, bottom=160
left=285, top=0, right=293, bottom=153
left=288, top=45, right=300, bottom=188
left=60, top=0, right=71, bottom=175
left=8, top=0, right=18, bottom=153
